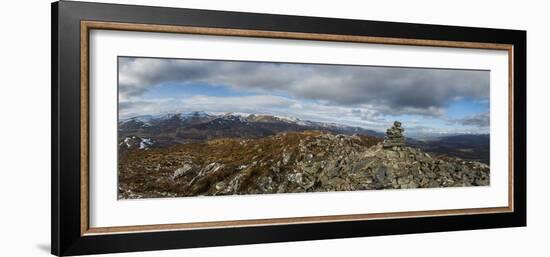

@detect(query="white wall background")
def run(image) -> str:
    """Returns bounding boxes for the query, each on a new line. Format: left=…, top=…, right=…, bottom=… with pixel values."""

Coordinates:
left=0, top=0, right=547, bottom=256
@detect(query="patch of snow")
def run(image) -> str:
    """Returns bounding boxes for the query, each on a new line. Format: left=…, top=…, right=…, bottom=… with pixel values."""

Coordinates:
left=221, top=113, right=247, bottom=122
left=139, top=138, right=153, bottom=150
left=272, top=114, right=300, bottom=123
left=123, top=137, right=132, bottom=148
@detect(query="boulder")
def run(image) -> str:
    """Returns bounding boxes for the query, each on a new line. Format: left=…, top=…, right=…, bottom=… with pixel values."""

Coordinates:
left=172, top=164, right=194, bottom=179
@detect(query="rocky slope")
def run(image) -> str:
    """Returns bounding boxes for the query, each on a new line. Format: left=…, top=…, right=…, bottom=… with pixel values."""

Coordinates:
left=118, top=131, right=490, bottom=199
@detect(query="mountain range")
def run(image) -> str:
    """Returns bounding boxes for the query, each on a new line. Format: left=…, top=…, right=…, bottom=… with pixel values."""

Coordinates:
left=119, top=111, right=385, bottom=146
left=118, top=111, right=489, bottom=164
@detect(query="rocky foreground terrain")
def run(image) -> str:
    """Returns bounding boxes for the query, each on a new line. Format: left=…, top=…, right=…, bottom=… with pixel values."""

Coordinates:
left=118, top=130, right=490, bottom=199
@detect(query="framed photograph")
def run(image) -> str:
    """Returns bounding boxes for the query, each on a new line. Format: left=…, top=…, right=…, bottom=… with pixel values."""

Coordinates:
left=52, top=1, right=526, bottom=256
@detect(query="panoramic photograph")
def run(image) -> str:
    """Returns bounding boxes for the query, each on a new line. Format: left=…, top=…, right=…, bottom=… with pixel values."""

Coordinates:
left=117, top=57, right=491, bottom=199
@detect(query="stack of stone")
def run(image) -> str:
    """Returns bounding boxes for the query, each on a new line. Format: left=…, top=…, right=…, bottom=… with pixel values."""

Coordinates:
left=383, top=121, right=405, bottom=149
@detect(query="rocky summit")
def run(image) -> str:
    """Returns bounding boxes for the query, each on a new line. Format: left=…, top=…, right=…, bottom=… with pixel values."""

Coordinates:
left=118, top=128, right=490, bottom=199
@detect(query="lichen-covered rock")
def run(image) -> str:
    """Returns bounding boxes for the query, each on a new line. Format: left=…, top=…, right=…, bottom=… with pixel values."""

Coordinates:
left=172, top=164, right=194, bottom=179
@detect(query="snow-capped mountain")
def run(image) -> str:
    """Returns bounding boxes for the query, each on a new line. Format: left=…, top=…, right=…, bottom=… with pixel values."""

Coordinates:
left=120, top=111, right=212, bottom=125
left=118, top=111, right=384, bottom=148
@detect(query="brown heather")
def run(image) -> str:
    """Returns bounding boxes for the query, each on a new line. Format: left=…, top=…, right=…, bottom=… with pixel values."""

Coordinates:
left=118, top=131, right=489, bottom=199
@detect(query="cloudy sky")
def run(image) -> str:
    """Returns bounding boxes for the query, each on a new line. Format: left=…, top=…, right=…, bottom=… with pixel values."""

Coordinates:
left=118, top=57, right=490, bottom=136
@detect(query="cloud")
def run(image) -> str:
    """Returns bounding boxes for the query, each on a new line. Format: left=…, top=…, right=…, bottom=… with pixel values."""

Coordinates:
left=118, top=98, right=180, bottom=119
left=118, top=95, right=306, bottom=119
left=452, top=112, right=490, bottom=127
left=180, top=95, right=295, bottom=113
left=118, top=57, right=492, bottom=134
left=118, top=57, right=489, bottom=117
left=459, top=112, right=490, bottom=127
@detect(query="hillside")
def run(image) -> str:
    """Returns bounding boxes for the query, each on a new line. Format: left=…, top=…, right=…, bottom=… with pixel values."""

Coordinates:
left=118, top=112, right=384, bottom=147
left=118, top=131, right=490, bottom=199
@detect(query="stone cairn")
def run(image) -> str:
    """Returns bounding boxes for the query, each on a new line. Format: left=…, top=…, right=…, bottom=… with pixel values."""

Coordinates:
left=383, top=121, right=406, bottom=149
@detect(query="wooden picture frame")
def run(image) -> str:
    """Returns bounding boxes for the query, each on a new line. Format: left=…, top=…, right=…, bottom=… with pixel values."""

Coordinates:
left=52, top=1, right=526, bottom=256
